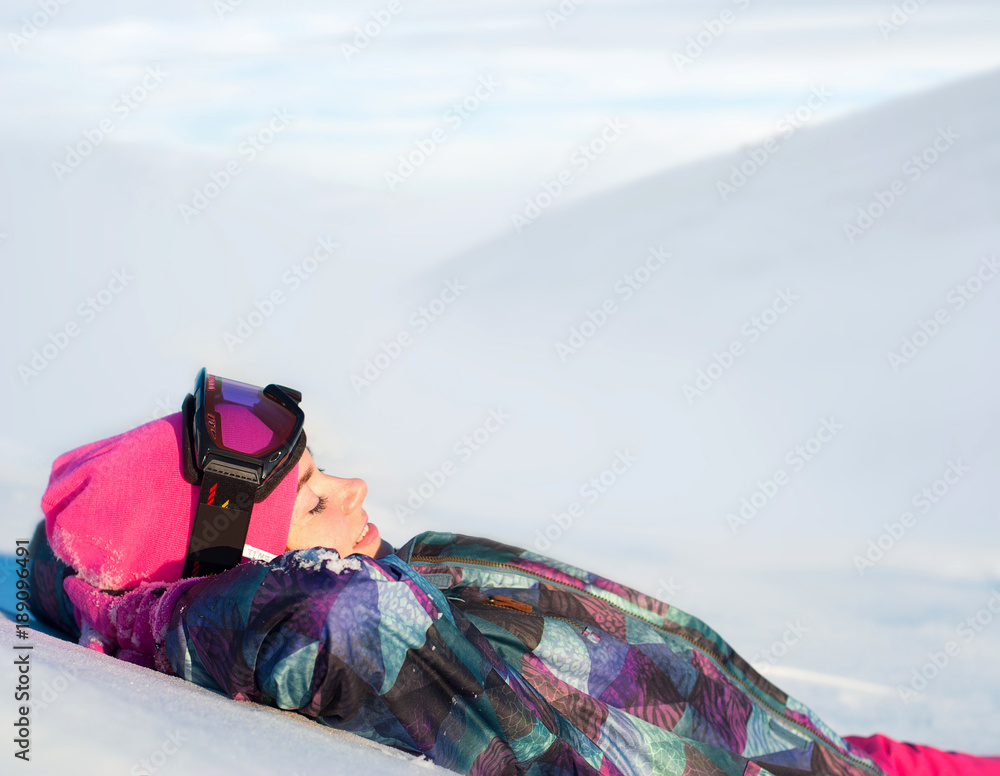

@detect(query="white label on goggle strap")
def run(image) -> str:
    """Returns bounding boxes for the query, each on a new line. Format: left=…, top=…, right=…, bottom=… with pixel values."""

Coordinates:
left=243, top=544, right=278, bottom=563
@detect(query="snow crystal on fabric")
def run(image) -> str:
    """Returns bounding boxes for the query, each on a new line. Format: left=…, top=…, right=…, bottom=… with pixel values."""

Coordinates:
left=278, top=548, right=363, bottom=575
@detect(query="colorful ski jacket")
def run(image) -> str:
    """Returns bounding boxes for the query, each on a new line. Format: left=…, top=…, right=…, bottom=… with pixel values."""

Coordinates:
left=29, top=525, right=884, bottom=776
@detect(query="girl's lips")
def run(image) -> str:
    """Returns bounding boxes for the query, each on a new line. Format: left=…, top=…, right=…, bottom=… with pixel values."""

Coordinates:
left=354, top=520, right=379, bottom=550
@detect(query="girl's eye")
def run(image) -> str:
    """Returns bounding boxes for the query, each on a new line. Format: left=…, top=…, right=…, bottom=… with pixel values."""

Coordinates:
left=309, top=496, right=328, bottom=515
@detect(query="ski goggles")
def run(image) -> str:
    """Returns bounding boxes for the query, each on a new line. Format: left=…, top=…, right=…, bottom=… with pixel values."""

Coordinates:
left=180, top=368, right=306, bottom=577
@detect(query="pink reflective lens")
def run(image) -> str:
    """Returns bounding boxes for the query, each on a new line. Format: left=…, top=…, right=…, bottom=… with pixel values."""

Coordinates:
left=205, top=376, right=297, bottom=457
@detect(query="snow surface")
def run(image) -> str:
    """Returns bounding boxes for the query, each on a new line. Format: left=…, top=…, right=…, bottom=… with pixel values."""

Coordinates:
left=0, top=615, right=442, bottom=775
left=2, top=14, right=1000, bottom=773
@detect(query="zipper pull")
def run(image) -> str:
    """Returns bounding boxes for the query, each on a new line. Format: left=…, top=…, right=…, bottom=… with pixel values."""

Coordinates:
left=486, top=595, right=533, bottom=614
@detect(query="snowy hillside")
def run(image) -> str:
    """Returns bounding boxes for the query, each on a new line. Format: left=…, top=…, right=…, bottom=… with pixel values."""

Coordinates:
left=0, top=612, right=444, bottom=774
left=338, top=66, right=1000, bottom=749
left=1, top=64, right=999, bottom=774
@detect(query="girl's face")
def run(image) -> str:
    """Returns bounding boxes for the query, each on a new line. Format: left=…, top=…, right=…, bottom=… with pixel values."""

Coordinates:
left=286, top=448, right=381, bottom=558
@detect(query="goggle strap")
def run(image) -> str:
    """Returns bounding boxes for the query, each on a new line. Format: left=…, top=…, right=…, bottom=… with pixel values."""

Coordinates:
left=182, top=471, right=258, bottom=578
left=180, top=393, right=203, bottom=487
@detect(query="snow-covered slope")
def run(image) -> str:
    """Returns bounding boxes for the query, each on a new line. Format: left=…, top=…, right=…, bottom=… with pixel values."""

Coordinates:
left=0, top=614, right=443, bottom=774
left=1, top=67, right=999, bottom=770
left=373, top=66, right=1000, bottom=750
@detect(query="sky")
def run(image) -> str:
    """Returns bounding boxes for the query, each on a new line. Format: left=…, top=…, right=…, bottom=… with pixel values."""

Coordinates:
left=3, top=0, right=1000, bottom=204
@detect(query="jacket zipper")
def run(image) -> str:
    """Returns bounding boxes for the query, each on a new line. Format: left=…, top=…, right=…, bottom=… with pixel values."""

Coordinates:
left=411, top=555, right=881, bottom=776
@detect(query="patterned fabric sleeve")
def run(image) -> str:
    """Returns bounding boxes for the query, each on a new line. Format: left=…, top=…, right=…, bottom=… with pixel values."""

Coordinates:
left=163, top=548, right=606, bottom=775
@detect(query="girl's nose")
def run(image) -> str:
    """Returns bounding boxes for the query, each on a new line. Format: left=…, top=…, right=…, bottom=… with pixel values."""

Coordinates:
left=339, top=478, right=367, bottom=515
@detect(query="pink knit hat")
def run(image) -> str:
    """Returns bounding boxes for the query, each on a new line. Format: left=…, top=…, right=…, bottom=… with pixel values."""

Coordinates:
left=41, top=412, right=299, bottom=591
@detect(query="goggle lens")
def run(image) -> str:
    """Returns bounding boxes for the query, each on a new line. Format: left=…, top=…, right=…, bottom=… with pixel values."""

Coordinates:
left=204, top=376, right=298, bottom=457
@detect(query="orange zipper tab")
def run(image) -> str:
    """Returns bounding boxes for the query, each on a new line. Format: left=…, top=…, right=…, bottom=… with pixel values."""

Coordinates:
left=486, top=595, right=534, bottom=614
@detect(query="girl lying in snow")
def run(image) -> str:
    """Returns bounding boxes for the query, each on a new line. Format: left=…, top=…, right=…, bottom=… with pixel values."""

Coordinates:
left=27, top=370, right=1000, bottom=776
